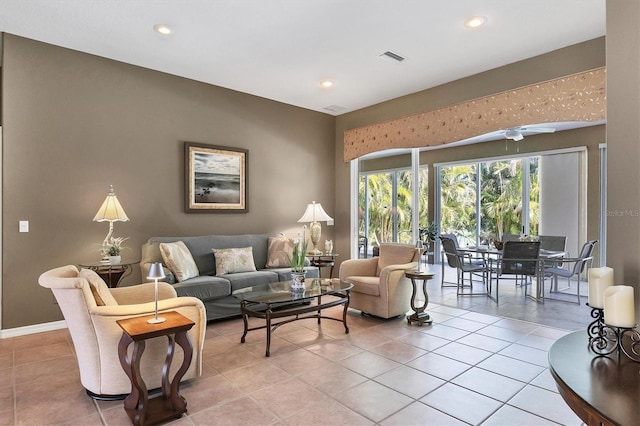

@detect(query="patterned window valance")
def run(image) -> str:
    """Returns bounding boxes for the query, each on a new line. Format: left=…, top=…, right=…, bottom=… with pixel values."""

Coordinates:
left=343, top=67, right=606, bottom=162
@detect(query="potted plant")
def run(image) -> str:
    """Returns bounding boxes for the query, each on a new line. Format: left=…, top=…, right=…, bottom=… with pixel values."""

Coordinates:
left=286, top=233, right=308, bottom=290
left=419, top=221, right=438, bottom=251
left=107, top=237, right=128, bottom=264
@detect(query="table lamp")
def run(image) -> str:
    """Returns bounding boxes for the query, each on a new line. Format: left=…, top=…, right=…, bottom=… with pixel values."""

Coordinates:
left=93, top=185, right=129, bottom=263
left=298, top=201, right=333, bottom=255
left=147, top=262, right=166, bottom=324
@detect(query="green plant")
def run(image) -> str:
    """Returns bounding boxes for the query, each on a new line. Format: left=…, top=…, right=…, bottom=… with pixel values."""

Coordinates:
left=286, top=238, right=308, bottom=273
left=419, top=221, right=438, bottom=242
left=107, top=236, right=128, bottom=257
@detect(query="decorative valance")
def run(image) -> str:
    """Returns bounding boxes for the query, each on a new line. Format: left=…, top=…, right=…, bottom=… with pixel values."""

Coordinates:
left=343, top=67, right=606, bottom=162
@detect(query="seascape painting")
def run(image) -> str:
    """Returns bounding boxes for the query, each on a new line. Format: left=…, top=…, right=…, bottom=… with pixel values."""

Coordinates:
left=185, top=142, right=248, bottom=212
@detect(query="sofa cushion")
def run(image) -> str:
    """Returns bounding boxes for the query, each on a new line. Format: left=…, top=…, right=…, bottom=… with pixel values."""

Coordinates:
left=223, top=270, right=279, bottom=291
left=213, top=247, right=257, bottom=276
left=160, top=241, right=199, bottom=282
left=344, top=276, right=381, bottom=296
left=79, top=268, right=118, bottom=306
left=172, top=275, right=231, bottom=300
left=266, top=236, right=295, bottom=268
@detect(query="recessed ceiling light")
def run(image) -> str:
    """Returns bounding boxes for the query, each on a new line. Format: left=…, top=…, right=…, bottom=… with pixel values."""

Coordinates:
left=464, top=16, right=487, bottom=29
left=153, top=24, right=172, bottom=35
left=320, top=79, right=334, bottom=89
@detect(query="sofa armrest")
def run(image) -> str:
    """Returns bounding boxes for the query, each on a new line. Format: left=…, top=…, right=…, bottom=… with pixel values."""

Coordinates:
left=109, top=282, right=177, bottom=305
left=339, top=258, right=379, bottom=280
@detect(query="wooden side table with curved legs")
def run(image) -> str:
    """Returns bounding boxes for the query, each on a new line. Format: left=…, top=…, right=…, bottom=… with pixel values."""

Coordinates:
left=117, top=311, right=195, bottom=426
left=404, top=270, right=435, bottom=325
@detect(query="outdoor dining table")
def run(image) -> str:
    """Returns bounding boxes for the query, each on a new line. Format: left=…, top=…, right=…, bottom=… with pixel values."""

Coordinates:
left=459, top=245, right=567, bottom=302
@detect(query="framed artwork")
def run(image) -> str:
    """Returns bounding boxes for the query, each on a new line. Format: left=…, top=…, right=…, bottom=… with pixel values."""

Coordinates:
left=184, top=142, right=248, bottom=213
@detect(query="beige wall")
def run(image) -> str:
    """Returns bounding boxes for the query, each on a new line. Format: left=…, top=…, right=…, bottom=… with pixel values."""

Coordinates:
left=606, top=1, right=640, bottom=317
left=1, top=34, right=336, bottom=329
left=334, top=38, right=606, bottom=270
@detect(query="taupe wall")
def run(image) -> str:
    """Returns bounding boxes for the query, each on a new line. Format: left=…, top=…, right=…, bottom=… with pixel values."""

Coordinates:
left=606, top=1, right=640, bottom=317
left=1, top=34, right=336, bottom=329
left=334, top=37, right=606, bottom=270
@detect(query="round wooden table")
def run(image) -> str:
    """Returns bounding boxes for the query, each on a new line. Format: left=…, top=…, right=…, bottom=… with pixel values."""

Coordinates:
left=404, top=269, right=434, bottom=325
left=549, top=330, right=640, bottom=425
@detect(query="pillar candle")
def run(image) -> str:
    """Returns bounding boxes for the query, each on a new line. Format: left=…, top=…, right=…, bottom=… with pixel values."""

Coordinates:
left=588, top=267, right=614, bottom=308
left=603, top=286, right=636, bottom=328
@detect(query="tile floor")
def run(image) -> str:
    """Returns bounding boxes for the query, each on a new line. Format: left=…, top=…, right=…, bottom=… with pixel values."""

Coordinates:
left=0, top=265, right=592, bottom=425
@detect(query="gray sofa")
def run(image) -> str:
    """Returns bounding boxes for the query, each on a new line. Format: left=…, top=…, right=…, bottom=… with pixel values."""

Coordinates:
left=140, top=233, right=319, bottom=321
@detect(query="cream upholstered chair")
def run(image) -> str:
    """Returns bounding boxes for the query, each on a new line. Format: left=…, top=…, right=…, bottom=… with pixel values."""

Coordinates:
left=38, top=265, right=207, bottom=399
left=339, top=243, right=420, bottom=319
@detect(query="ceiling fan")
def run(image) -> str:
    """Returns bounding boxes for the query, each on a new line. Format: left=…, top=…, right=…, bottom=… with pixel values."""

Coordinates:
left=502, top=125, right=556, bottom=141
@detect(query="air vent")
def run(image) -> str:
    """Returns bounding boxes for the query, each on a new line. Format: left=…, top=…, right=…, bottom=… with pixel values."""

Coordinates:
left=324, top=105, right=346, bottom=113
left=378, top=50, right=405, bottom=62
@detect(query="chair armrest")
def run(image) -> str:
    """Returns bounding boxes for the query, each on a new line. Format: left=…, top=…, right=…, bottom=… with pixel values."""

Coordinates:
left=109, top=282, right=177, bottom=305
left=379, top=261, right=418, bottom=296
left=380, top=261, right=417, bottom=276
left=88, top=296, right=204, bottom=318
left=88, top=297, right=207, bottom=378
left=339, top=258, right=379, bottom=280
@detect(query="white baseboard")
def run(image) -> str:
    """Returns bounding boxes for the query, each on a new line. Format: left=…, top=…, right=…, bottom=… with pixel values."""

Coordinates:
left=0, top=320, right=67, bottom=338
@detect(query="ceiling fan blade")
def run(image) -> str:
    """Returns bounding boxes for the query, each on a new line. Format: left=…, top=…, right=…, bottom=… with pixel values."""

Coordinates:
left=519, top=126, right=556, bottom=134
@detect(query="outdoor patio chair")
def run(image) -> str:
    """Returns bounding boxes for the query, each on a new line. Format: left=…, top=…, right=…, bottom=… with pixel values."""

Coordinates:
left=440, top=236, right=490, bottom=297
left=491, top=241, right=541, bottom=303
left=439, top=233, right=484, bottom=288
left=543, top=240, right=597, bottom=304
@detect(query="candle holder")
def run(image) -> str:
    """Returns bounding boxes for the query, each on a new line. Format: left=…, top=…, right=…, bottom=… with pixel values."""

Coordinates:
left=587, top=304, right=606, bottom=345
left=589, top=322, right=640, bottom=363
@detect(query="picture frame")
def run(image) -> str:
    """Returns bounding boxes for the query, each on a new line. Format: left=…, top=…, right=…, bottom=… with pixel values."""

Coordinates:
left=184, top=142, right=248, bottom=213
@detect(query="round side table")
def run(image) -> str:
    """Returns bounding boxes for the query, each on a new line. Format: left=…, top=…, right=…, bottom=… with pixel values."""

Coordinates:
left=404, top=269, right=435, bottom=325
left=78, top=259, right=140, bottom=288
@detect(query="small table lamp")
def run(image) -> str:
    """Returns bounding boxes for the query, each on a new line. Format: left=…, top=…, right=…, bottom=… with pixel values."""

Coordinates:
left=147, top=262, right=166, bottom=324
left=93, top=185, right=129, bottom=262
left=298, top=201, right=334, bottom=255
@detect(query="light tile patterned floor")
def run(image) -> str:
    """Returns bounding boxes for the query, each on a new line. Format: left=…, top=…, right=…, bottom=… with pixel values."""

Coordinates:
left=0, top=265, right=591, bottom=425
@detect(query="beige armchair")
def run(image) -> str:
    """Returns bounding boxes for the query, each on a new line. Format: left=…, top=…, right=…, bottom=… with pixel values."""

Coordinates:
left=38, top=265, right=207, bottom=399
left=339, top=243, right=420, bottom=319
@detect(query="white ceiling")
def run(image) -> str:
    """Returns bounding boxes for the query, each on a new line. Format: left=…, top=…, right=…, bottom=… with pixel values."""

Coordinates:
left=0, top=0, right=605, bottom=116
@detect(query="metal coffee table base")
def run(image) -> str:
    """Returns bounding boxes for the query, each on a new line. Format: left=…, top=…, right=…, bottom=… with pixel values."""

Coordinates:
left=240, top=292, right=351, bottom=357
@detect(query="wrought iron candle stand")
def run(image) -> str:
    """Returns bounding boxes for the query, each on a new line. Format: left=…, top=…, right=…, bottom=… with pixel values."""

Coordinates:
left=588, top=306, right=640, bottom=363
left=587, top=304, right=605, bottom=344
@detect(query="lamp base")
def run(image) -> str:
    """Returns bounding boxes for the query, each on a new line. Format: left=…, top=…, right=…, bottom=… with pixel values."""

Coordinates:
left=147, top=317, right=166, bottom=324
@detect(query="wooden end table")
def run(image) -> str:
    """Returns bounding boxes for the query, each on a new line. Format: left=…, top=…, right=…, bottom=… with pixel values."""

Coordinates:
left=117, top=311, right=195, bottom=426
left=404, top=269, right=434, bottom=326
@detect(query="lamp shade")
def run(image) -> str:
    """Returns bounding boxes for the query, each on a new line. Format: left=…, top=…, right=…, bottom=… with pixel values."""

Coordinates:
left=93, top=185, right=129, bottom=222
left=298, top=201, right=333, bottom=223
left=147, top=262, right=166, bottom=280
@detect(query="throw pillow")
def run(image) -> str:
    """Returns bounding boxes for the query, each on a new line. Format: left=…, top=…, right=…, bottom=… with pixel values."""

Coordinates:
left=212, top=247, right=257, bottom=276
left=79, top=268, right=118, bottom=306
left=266, top=236, right=295, bottom=268
left=159, top=241, right=199, bottom=282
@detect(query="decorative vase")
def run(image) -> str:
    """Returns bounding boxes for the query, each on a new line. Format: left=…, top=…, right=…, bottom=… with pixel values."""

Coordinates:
left=290, top=271, right=306, bottom=291
left=109, top=255, right=121, bottom=264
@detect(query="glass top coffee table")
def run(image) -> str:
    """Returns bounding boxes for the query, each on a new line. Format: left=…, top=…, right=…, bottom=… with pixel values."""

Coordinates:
left=232, top=278, right=353, bottom=356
